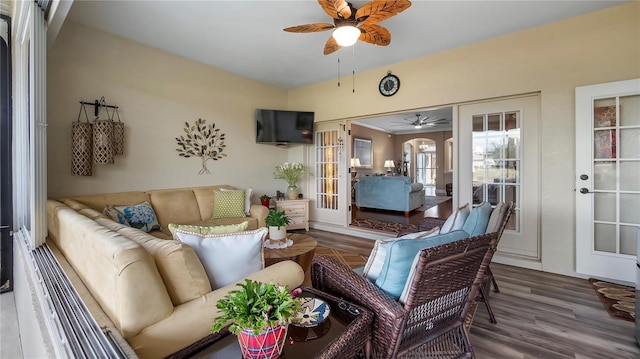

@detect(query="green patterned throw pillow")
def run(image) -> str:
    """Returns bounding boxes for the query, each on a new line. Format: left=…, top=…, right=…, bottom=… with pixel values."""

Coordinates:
left=212, top=190, right=246, bottom=219
left=168, top=222, right=250, bottom=239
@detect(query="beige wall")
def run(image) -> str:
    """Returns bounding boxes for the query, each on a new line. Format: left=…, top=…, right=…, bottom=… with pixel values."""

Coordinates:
left=47, top=21, right=295, bottom=200
left=288, top=2, right=640, bottom=277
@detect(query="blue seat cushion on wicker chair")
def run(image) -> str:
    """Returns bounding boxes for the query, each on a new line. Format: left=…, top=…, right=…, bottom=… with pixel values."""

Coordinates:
left=374, top=230, right=470, bottom=299
left=461, top=202, right=493, bottom=236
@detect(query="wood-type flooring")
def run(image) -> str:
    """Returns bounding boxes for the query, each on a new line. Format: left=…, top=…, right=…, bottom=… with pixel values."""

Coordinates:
left=304, top=223, right=640, bottom=359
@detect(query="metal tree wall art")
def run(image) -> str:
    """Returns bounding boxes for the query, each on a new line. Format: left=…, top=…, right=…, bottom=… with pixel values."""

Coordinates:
left=176, top=118, right=227, bottom=174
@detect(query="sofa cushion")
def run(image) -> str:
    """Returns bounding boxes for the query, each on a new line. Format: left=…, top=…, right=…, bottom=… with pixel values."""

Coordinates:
left=486, top=202, right=510, bottom=233
left=117, top=226, right=212, bottom=306
left=221, top=187, right=253, bottom=215
left=374, top=230, right=470, bottom=299
left=440, top=203, right=469, bottom=233
left=212, top=190, right=246, bottom=219
left=146, top=189, right=202, bottom=229
left=167, top=221, right=249, bottom=239
left=68, top=191, right=151, bottom=212
left=192, top=185, right=235, bottom=221
left=176, top=228, right=266, bottom=289
left=361, top=227, right=440, bottom=282
left=114, top=202, right=162, bottom=233
left=462, top=202, right=493, bottom=236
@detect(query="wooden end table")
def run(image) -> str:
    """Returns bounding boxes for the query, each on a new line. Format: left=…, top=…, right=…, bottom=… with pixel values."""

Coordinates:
left=264, top=233, right=317, bottom=273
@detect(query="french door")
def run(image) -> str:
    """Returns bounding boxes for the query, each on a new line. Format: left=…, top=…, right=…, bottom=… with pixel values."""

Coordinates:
left=310, top=121, right=348, bottom=226
left=576, top=79, right=640, bottom=283
left=458, top=95, right=540, bottom=264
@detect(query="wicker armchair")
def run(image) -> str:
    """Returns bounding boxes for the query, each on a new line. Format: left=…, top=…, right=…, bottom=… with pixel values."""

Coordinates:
left=397, top=201, right=514, bottom=324
left=311, top=233, right=498, bottom=359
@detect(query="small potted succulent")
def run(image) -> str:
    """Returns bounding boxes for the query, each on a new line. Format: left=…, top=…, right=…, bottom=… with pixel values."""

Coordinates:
left=259, top=194, right=271, bottom=207
left=211, top=279, right=302, bottom=359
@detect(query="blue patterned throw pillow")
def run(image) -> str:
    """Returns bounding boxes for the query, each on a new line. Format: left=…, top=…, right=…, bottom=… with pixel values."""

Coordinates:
left=114, top=202, right=162, bottom=233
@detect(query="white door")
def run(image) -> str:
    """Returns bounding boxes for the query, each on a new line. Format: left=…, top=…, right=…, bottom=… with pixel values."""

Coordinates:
left=458, top=95, right=541, bottom=264
left=576, top=79, right=640, bottom=283
left=309, top=121, right=348, bottom=226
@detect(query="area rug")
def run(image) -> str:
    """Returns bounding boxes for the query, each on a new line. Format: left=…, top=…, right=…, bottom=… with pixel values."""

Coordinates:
left=350, top=218, right=417, bottom=234
left=419, top=195, right=451, bottom=211
left=588, top=278, right=635, bottom=322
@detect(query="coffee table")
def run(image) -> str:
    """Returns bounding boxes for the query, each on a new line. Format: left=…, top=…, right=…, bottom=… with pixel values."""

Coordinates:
left=190, top=286, right=373, bottom=359
left=264, top=233, right=317, bottom=273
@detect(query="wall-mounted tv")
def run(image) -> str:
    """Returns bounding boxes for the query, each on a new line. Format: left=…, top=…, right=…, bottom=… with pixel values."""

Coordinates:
left=256, top=109, right=314, bottom=145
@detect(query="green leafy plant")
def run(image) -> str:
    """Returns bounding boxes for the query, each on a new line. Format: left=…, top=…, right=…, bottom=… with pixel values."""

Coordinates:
left=211, top=279, right=301, bottom=335
left=273, top=162, right=312, bottom=187
left=265, top=209, right=290, bottom=229
left=259, top=194, right=271, bottom=201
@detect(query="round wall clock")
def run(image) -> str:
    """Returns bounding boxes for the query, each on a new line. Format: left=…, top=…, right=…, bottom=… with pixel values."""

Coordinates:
left=379, top=72, right=400, bottom=97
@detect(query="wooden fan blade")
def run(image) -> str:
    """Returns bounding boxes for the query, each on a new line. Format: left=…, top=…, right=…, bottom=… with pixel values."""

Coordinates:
left=324, top=36, right=341, bottom=55
left=359, top=24, right=391, bottom=46
left=318, top=0, right=352, bottom=20
left=284, top=23, right=336, bottom=33
left=355, top=0, right=412, bottom=26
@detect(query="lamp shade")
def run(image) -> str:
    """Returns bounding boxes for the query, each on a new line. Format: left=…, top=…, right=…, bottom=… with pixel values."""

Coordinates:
left=384, top=160, right=395, bottom=169
left=332, top=26, right=361, bottom=47
left=351, top=157, right=361, bottom=167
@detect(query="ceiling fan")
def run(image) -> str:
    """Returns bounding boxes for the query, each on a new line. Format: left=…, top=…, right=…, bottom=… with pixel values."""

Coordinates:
left=392, top=114, right=448, bottom=129
left=283, top=0, right=412, bottom=55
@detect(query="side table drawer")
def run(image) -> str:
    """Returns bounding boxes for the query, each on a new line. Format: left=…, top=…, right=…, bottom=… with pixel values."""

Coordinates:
left=283, top=205, right=305, bottom=215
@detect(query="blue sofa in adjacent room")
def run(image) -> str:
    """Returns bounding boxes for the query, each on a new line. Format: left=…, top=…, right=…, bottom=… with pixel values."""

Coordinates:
left=354, top=176, right=425, bottom=215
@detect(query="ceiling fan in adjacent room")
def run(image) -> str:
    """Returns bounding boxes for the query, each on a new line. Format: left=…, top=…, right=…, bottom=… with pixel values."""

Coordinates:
left=392, top=114, right=448, bottom=129
left=283, top=0, right=412, bottom=55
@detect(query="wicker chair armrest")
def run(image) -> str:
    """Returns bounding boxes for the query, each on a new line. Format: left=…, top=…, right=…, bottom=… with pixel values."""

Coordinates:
left=311, top=255, right=405, bottom=359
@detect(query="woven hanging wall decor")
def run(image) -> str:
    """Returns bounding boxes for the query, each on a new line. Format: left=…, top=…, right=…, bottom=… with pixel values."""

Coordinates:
left=112, top=108, right=125, bottom=155
left=93, top=119, right=114, bottom=164
left=71, top=103, right=93, bottom=176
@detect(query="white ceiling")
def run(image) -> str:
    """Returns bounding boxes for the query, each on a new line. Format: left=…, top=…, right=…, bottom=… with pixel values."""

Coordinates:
left=63, top=0, right=627, bottom=133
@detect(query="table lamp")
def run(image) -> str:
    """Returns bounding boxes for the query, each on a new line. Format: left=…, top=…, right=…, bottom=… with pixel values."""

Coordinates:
left=351, top=158, right=361, bottom=178
left=384, top=160, right=395, bottom=175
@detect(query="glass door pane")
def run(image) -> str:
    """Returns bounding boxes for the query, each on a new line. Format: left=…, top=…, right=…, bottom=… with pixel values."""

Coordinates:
left=471, top=112, right=521, bottom=232
left=592, top=95, right=640, bottom=256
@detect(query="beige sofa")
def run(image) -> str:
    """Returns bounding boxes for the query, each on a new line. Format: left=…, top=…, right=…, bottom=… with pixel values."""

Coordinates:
left=46, top=185, right=305, bottom=358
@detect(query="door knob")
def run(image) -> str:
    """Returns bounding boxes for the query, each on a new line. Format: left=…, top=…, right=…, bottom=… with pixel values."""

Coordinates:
left=579, top=188, right=590, bottom=194
left=580, top=174, right=588, bottom=180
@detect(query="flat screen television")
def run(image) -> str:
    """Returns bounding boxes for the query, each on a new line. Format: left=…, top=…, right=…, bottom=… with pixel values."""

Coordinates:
left=256, top=109, right=314, bottom=145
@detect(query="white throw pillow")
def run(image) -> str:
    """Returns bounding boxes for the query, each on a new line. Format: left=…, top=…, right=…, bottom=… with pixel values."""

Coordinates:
left=440, top=203, right=470, bottom=233
left=175, top=227, right=266, bottom=289
left=221, top=187, right=253, bottom=215
left=362, top=227, right=440, bottom=282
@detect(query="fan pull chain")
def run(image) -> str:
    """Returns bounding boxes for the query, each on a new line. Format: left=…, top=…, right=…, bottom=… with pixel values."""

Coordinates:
left=352, top=45, right=356, bottom=93
left=337, top=58, right=341, bottom=87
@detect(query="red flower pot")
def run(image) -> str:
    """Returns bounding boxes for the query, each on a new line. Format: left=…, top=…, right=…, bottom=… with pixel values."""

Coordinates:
left=237, top=325, right=288, bottom=359
left=261, top=199, right=270, bottom=207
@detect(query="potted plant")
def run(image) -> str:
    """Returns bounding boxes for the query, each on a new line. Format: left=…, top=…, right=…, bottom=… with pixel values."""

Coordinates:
left=211, top=279, right=302, bottom=359
left=260, top=194, right=271, bottom=207
left=273, top=162, right=312, bottom=200
left=265, top=209, right=290, bottom=245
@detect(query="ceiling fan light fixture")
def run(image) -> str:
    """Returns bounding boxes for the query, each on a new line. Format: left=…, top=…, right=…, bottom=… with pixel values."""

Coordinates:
left=332, top=26, right=360, bottom=47
left=414, top=124, right=422, bottom=129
